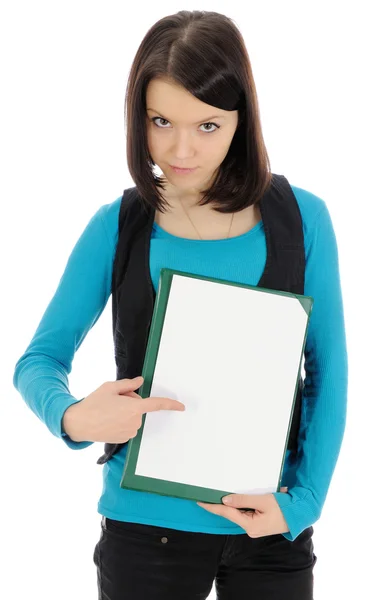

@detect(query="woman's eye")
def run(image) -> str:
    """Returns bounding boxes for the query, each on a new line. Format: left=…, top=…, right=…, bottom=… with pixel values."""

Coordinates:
left=152, top=117, right=170, bottom=128
left=200, top=123, right=219, bottom=133
left=151, top=117, right=219, bottom=134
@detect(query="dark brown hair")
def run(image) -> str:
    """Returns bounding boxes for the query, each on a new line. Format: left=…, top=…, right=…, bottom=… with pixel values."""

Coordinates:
left=125, top=10, right=272, bottom=214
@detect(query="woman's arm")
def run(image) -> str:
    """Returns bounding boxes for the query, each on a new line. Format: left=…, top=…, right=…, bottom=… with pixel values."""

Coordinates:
left=13, top=203, right=117, bottom=450
left=273, top=200, right=349, bottom=540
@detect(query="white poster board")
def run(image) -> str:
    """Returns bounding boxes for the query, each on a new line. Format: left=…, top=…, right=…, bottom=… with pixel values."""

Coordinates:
left=129, top=273, right=312, bottom=495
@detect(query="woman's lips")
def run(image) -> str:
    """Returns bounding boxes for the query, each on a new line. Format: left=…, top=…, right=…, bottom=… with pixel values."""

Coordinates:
left=170, top=165, right=198, bottom=174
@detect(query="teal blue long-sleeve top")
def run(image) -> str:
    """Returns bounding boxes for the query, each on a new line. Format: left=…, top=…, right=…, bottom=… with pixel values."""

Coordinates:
left=13, top=183, right=348, bottom=541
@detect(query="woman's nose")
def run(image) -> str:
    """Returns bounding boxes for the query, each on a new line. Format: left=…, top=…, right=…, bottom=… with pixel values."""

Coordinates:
left=171, top=131, right=196, bottom=160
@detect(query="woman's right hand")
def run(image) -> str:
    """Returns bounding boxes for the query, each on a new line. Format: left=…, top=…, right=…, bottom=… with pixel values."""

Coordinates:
left=62, top=376, right=185, bottom=443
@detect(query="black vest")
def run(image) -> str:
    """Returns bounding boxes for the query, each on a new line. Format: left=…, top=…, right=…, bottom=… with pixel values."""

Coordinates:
left=96, top=173, right=305, bottom=465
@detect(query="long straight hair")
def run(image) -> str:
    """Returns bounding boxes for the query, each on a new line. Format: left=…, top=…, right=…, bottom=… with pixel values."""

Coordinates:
left=125, top=10, right=272, bottom=214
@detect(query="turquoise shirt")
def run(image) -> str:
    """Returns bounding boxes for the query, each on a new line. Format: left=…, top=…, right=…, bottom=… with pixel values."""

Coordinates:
left=13, top=184, right=348, bottom=541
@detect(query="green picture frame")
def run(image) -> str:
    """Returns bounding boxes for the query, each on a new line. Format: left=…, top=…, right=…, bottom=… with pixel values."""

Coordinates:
left=120, top=268, right=313, bottom=504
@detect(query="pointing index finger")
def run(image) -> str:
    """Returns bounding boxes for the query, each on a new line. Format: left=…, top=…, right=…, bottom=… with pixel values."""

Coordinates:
left=138, top=397, right=186, bottom=414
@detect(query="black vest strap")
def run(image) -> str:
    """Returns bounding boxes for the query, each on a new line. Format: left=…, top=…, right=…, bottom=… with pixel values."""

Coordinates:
left=97, top=173, right=305, bottom=464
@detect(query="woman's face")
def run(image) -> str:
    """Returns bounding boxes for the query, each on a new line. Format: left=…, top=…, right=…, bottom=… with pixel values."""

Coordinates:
left=145, top=77, right=239, bottom=199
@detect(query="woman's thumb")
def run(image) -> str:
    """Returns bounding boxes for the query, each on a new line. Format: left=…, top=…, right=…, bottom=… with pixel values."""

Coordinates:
left=114, top=376, right=144, bottom=392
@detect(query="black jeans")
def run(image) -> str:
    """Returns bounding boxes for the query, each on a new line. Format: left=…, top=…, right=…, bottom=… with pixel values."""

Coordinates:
left=93, top=517, right=317, bottom=599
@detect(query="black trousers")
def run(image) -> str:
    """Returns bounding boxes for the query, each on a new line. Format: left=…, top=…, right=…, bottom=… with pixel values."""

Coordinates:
left=93, top=517, right=317, bottom=600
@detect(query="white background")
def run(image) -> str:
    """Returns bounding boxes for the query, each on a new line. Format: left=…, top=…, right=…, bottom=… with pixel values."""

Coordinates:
left=1, top=1, right=379, bottom=598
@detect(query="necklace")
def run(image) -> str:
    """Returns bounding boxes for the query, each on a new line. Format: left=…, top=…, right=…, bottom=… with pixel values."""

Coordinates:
left=178, top=197, right=235, bottom=240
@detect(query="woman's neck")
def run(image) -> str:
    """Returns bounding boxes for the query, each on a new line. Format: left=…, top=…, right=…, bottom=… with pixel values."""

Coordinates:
left=155, top=201, right=261, bottom=241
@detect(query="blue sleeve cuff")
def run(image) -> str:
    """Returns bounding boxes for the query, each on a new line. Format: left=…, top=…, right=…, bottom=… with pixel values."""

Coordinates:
left=50, top=394, right=94, bottom=451
left=61, top=431, right=94, bottom=450
left=273, top=487, right=320, bottom=541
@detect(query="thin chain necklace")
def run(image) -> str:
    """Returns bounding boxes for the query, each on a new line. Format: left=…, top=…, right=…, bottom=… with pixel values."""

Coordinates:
left=178, top=197, right=235, bottom=240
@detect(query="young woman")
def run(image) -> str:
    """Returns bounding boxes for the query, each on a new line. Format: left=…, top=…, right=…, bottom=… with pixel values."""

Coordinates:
left=13, top=9, right=348, bottom=600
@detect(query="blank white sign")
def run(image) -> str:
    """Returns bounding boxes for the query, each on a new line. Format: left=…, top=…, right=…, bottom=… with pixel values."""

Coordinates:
left=135, top=274, right=310, bottom=494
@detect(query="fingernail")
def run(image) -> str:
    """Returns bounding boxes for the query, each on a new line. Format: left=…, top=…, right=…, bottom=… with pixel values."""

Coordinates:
left=222, top=496, right=232, bottom=504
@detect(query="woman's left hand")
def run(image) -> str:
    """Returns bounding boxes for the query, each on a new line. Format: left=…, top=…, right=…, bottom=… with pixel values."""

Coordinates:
left=197, top=487, right=290, bottom=538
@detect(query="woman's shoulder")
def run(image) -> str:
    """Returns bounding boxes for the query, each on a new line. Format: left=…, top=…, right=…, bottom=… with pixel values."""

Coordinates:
left=290, top=183, right=326, bottom=220
left=96, top=195, right=123, bottom=252
left=96, top=184, right=328, bottom=250
left=289, top=183, right=328, bottom=243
